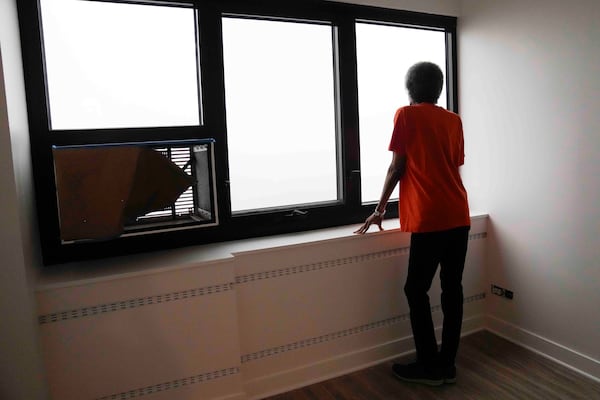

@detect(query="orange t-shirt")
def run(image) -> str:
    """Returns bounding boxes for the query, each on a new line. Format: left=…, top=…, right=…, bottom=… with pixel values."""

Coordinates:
left=388, top=103, right=470, bottom=232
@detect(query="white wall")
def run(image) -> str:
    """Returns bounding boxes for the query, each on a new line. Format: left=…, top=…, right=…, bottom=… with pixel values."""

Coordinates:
left=0, top=0, right=48, bottom=398
left=460, top=0, right=600, bottom=377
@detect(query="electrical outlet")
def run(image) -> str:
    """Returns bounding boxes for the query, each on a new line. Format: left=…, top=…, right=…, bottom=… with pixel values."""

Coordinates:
left=491, top=284, right=504, bottom=296
left=491, top=284, right=514, bottom=300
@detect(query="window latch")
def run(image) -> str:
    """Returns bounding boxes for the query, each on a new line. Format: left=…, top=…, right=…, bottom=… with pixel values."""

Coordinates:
left=285, top=209, right=309, bottom=217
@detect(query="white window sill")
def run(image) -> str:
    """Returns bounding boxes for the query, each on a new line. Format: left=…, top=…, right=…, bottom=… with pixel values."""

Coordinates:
left=36, top=213, right=488, bottom=290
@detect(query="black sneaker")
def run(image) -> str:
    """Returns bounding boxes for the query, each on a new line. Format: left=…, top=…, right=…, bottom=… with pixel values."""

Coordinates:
left=392, top=362, right=443, bottom=386
left=443, top=365, right=457, bottom=384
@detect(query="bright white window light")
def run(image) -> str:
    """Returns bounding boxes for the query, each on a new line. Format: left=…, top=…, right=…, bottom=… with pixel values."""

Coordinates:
left=40, top=0, right=200, bottom=130
left=222, top=17, right=338, bottom=213
left=356, top=23, right=447, bottom=204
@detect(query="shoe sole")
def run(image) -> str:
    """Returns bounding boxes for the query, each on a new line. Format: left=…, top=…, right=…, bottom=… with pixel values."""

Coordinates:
left=392, top=371, right=444, bottom=387
left=444, top=377, right=457, bottom=384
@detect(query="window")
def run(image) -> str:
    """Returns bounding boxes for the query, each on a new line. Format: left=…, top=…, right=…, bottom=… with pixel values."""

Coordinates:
left=17, top=0, right=457, bottom=264
left=40, top=0, right=201, bottom=130
left=222, top=17, right=338, bottom=213
left=356, top=23, right=448, bottom=203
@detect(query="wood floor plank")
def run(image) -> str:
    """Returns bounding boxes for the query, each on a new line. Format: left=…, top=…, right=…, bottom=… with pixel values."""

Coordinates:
left=303, top=384, right=338, bottom=400
left=262, top=330, right=600, bottom=400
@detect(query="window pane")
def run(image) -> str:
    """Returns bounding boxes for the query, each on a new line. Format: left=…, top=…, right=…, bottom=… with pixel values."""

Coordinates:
left=222, top=18, right=338, bottom=213
left=40, top=0, right=201, bottom=130
left=356, top=23, right=446, bottom=204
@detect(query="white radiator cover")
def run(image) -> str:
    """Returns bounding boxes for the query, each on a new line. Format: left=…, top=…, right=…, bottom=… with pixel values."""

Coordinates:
left=36, top=216, right=487, bottom=400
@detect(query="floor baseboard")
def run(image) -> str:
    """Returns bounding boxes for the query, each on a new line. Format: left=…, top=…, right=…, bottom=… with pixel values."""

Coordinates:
left=485, top=315, right=600, bottom=383
left=244, top=314, right=485, bottom=400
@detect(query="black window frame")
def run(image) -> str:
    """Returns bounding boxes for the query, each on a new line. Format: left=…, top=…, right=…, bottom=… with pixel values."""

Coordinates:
left=17, top=0, right=458, bottom=265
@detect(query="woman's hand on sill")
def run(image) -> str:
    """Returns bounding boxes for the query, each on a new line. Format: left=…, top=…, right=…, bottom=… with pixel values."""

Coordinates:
left=353, top=213, right=384, bottom=235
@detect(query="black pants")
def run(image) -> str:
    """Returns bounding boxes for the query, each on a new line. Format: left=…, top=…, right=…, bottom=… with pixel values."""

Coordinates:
left=404, top=226, right=470, bottom=368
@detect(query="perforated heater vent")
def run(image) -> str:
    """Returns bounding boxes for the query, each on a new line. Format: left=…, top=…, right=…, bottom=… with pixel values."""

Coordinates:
left=39, top=233, right=486, bottom=325
left=38, top=282, right=234, bottom=324
left=241, top=292, right=486, bottom=363
left=236, top=246, right=411, bottom=285
left=95, top=367, right=240, bottom=400
left=235, top=233, right=486, bottom=285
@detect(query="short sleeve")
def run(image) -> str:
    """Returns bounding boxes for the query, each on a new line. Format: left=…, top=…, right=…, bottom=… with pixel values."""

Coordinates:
left=388, top=107, right=409, bottom=155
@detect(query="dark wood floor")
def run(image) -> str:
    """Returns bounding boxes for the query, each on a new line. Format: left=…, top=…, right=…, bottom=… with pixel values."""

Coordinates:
left=264, top=331, right=600, bottom=400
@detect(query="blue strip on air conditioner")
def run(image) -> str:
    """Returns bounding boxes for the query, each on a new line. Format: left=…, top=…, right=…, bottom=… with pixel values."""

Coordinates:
left=52, top=138, right=215, bottom=150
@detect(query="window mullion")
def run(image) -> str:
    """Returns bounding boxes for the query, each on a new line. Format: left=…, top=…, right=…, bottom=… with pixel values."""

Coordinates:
left=446, top=25, right=459, bottom=113
left=335, top=16, right=361, bottom=210
left=196, top=2, right=232, bottom=224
